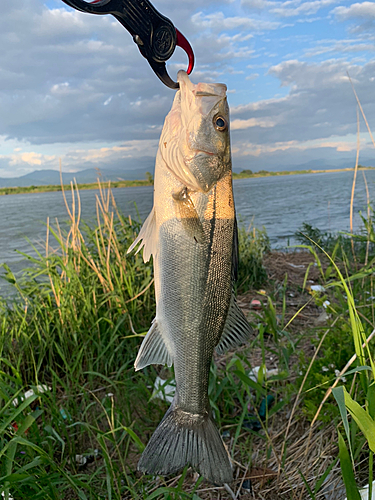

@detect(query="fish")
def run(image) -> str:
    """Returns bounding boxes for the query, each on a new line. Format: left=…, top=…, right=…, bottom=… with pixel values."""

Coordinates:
left=128, top=70, right=252, bottom=485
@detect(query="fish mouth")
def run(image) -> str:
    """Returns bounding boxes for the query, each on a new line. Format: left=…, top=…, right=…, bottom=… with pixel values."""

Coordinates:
left=195, top=150, right=215, bottom=157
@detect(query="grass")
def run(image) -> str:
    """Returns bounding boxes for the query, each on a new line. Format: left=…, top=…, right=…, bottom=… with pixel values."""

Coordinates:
left=0, top=180, right=271, bottom=499
left=1, top=170, right=375, bottom=498
left=0, top=182, right=158, bottom=498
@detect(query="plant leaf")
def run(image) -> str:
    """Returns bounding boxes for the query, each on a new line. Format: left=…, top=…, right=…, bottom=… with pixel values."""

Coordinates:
left=338, top=431, right=361, bottom=500
left=332, top=386, right=353, bottom=459
left=344, top=388, right=375, bottom=453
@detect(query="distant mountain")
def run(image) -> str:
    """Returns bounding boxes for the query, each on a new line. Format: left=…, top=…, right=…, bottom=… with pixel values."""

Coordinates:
left=0, top=165, right=154, bottom=188
left=2, top=155, right=373, bottom=188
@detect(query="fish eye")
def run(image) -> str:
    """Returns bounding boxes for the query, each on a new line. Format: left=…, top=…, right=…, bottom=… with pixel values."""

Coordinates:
left=213, top=115, right=228, bottom=132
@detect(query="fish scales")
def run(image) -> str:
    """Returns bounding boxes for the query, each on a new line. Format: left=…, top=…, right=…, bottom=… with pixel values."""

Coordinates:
left=128, top=71, right=252, bottom=485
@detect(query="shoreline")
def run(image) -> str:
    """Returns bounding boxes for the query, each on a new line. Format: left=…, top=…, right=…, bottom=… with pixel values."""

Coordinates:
left=232, top=165, right=374, bottom=179
left=0, top=166, right=373, bottom=197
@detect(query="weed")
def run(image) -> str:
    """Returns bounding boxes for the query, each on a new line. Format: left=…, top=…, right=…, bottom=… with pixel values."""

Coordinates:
left=236, top=222, right=270, bottom=292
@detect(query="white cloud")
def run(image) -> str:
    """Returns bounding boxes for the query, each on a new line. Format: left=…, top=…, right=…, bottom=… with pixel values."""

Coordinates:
left=0, top=0, right=374, bottom=178
left=246, top=72, right=260, bottom=79
left=304, top=39, right=375, bottom=57
left=9, top=152, right=55, bottom=167
left=231, top=117, right=276, bottom=129
left=191, top=11, right=280, bottom=30
left=241, top=0, right=338, bottom=17
left=268, top=59, right=352, bottom=88
left=270, top=0, right=338, bottom=18
left=230, top=58, right=375, bottom=160
left=332, top=2, right=375, bottom=20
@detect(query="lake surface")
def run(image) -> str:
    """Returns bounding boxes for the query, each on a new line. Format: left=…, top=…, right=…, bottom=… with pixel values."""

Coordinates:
left=1, top=170, right=374, bottom=294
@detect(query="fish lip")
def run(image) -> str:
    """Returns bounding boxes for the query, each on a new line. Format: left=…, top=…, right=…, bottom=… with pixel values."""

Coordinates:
left=195, top=150, right=215, bottom=157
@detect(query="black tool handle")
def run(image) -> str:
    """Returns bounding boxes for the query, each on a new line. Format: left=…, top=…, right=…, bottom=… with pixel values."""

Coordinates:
left=61, top=0, right=176, bottom=64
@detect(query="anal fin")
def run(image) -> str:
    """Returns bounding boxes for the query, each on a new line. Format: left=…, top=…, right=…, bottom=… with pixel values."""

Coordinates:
left=216, top=292, right=253, bottom=355
left=134, top=320, right=173, bottom=371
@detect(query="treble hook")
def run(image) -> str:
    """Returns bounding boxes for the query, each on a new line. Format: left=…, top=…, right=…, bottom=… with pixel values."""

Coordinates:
left=61, top=0, right=194, bottom=89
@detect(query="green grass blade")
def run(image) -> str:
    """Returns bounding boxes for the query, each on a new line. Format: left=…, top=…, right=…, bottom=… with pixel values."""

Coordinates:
left=332, top=386, right=353, bottom=460
left=314, top=457, right=339, bottom=494
left=298, top=468, right=315, bottom=499
left=338, top=431, right=361, bottom=500
left=0, top=394, right=38, bottom=434
left=233, top=370, right=266, bottom=396
left=343, top=388, right=375, bottom=452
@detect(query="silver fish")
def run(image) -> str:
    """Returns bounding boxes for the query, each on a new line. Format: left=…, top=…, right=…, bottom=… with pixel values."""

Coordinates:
left=128, top=71, right=252, bottom=485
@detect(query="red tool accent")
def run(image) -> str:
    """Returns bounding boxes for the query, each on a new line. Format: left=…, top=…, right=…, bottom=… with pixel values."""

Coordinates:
left=176, top=29, right=194, bottom=75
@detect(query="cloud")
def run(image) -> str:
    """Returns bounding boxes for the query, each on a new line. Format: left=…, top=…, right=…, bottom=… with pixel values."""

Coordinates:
left=241, top=0, right=338, bottom=17
left=304, top=40, right=375, bottom=57
left=246, top=72, right=260, bottom=80
left=0, top=0, right=175, bottom=147
left=1, top=0, right=374, bottom=179
left=0, top=151, right=57, bottom=176
left=230, top=59, right=375, bottom=154
left=332, top=2, right=375, bottom=20
left=231, top=117, right=276, bottom=129
left=332, top=1, right=375, bottom=32
left=268, top=59, right=352, bottom=89
left=270, top=0, right=338, bottom=17
left=234, top=136, right=363, bottom=157
left=9, top=152, right=54, bottom=167
left=0, top=139, right=159, bottom=178
left=191, top=11, right=280, bottom=31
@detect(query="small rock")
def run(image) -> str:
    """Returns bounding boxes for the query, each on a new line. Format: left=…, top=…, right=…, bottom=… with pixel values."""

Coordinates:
left=75, top=454, right=87, bottom=467
left=314, top=310, right=329, bottom=325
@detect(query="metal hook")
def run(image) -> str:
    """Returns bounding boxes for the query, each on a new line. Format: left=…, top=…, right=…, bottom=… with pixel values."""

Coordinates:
left=61, top=0, right=194, bottom=89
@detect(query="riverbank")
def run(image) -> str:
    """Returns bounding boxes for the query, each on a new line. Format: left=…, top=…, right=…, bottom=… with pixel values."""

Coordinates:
left=0, top=178, right=152, bottom=196
left=232, top=165, right=374, bottom=179
left=1, top=165, right=373, bottom=196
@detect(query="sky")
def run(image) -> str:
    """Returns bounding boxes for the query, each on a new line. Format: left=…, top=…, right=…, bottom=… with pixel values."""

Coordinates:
left=0, top=0, right=374, bottom=178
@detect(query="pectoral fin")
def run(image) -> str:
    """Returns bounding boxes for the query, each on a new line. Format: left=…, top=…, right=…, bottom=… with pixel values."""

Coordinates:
left=127, top=207, right=158, bottom=262
left=134, top=320, right=173, bottom=371
left=172, top=187, right=205, bottom=244
left=216, top=292, right=253, bottom=355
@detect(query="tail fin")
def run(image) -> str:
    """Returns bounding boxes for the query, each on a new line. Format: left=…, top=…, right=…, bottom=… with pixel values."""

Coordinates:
left=138, top=404, right=233, bottom=485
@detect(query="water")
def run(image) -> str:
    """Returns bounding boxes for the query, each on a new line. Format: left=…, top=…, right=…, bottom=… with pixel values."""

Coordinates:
left=234, top=170, right=375, bottom=245
left=1, top=170, right=374, bottom=294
